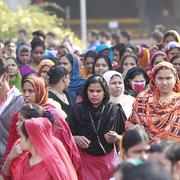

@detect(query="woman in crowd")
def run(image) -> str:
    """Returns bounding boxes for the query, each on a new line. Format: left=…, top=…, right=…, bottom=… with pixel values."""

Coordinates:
left=37, top=59, right=55, bottom=84
left=170, top=54, right=180, bottom=78
left=93, top=54, right=113, bottom=76
left=126, top=61, right=180, bottom=143
left=162, top=30, right=180, bottom=49
left=121, top=128, right=150, bottom=161
left=16, top=43, right=32, bottom=77
left=48, top=65, right=73, bottom=120
left=164, top=41, right=180, bottom=61
left=147, top=50, right=166, bottom=75
left=69, top=75, right=126, bottom=180
left=112, top=43, right=126, bottom=71
left=120, top=54, right=138, bottom=79
left=103, top=70, right=134, bottom=118
left=6, top=57, right=22, bottom=90
left=3, top=75, right=82, bottom=178
left=4, top=117, right=78, bottom=180
left=0, top=59, right=24, bottom=167
left=80, top=50, right=97, bottom=79
left=59, top=53, right=86, bottom=103
left=29, top=38, right=45, bottom=72
left=124, top=67, right=149, bottom=97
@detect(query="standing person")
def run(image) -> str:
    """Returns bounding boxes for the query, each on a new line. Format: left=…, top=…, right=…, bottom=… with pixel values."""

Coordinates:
left=87, top=30, right=99, bottom=51
left=124, top=67, right=149, bottom=97
left=29, top=38, right=45, bottom=72
left=126, top=61, right=180, bottom=143
left=48, top=65, right=72, bottom=120
left=6, top=57, right=22, bottom=90
left=121, top=128, right=150, bottom=161
left=120, top=54, right=138, bottom=79
left=37, top=59, right=55, bottom=84
left=93, top=54, right=113, bottom=76
left=162, top=30, right=180, bottom=49
left=0, top=58, right=24, bottom=167
left=16, top=43, right=32, bottom=77
left=14, top=117, right=78, bottom=180
left=3, top=75, right=83, bottom=179
left=112, top=43, right=126, bottom=71
left=80, top=50, right=97, bottom=79
left=103, top=71, right=134, bottom=119
left=59, top=53, right=86, bottom=103
left=170, top=55, right=180, bottom=78
left=164, top=41, right=180, bottom=61
left=69, top=75, right=126, bottom=180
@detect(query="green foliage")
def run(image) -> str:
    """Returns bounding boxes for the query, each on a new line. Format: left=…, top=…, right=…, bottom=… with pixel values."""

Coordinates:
left=0, top=4, right=84, bottom=49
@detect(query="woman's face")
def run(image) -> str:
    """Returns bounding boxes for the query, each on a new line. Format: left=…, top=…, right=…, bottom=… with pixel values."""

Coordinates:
left=31, top=46, right=45, bottom=64
left=125, top=142, right=150, bottom=161
left=155, top=68, right=176, bottom=95
left=94, top=58, right=109, bottom=76
left=153, top=55, right=164, bottom=67
left=164, top=35, right=176, bottom=48
left=23, top=82, right=36, bottom=104
left=19, top=51, right=30, bottom=65
left=20, top=131, right=31, bottom=151
left=59, top=56, right=72, bottom=74
left=167, top=48, right=180, bottom=61
left=6, top=58, right=18, bottom=78
left=16, top=113, right=25, bottom=136
left=84, top=57, right=94, bottom=74
left=109, top=75, right=123, bottom=97
left=113, top=49, right=120, bottom=62
left=57, top=47, right=68, bottom=58
left=87, top=82, right=104, bottom=107
left=40, top=65, right=51, bottom=84
left=123, top=57, right=137, bottom=73
left=172, top=57, right=180, bottom=77
left=130, top=74, right=146, bottom=93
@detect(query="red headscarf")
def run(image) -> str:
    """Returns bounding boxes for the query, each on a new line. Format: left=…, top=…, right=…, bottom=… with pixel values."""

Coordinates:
left=15, top=117, right=78, bottom=180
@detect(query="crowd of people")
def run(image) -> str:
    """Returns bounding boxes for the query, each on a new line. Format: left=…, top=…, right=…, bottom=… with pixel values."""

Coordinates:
left=0, top=26, right=179, bottom=180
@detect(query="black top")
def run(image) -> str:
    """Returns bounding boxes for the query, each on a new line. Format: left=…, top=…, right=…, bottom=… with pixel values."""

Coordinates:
left=69, top=102, right=126, bottom=156
left=48, top=90, right=72, bottom=120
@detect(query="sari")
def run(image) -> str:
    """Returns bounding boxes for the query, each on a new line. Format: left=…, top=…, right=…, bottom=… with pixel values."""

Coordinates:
left=4, top=76, right=83, bottom=179
left=14, top=117, right=78, bottom=180
left=103, top=70, right=134, bottom=118
left=126, top=61, right=180, bottom=143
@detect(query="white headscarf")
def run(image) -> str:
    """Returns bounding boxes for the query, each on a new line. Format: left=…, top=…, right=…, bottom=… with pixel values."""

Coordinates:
left=103, top=70, right=134, bottom=118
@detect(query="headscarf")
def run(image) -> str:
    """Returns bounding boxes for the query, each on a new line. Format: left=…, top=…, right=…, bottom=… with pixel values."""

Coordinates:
left=9, top=71, right=22, bottom=90
left=127, top=61, right=180, bottom=143
left=23, top=76, right=48, bottom=106
left=15, top=117, right=77, bottom=180
left=150, top=61, right=180, bottom=93
left=96, top=44, right=114, bottom=62
left=36, top=59, right=55, bottom=76
left=103, top=70, right=134, bottom=118
left=164, top=41, right=180, bottom=54
left=16, top=43, right=31, bottom=66
left=68, top=54, right=86, bottom=101
left=162, top=30, right=180, bottom=47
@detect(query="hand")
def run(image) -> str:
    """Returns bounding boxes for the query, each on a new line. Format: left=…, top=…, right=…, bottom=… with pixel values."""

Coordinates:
left=8, top=143, right=23, bottom=160
left=104, top=131, right=118, bottom=144
left=74, top=136, right=91, bottom=149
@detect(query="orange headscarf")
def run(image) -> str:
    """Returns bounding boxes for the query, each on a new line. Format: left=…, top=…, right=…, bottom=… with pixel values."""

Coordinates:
left=24, top=76, right=48, bottom=106
left=37, top=59, right=55, bottom=76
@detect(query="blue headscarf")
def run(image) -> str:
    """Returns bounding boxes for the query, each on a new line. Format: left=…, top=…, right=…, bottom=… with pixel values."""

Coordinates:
left=95, top=44, right=114, bottom=63
left=68, top=54, right=86, bottom=102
